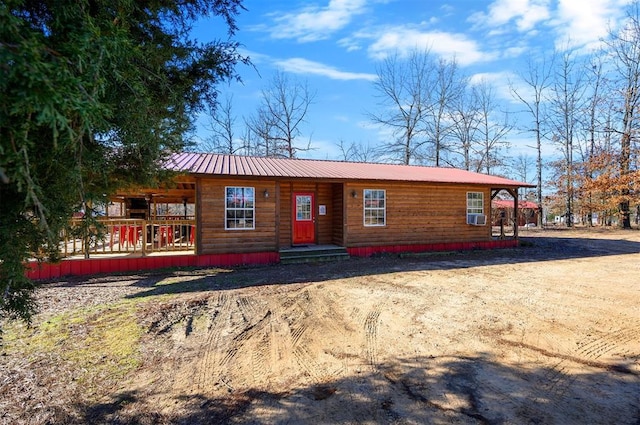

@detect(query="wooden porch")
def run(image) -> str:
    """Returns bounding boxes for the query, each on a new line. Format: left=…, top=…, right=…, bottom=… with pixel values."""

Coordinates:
left=60, top=218, right=196, bottom=258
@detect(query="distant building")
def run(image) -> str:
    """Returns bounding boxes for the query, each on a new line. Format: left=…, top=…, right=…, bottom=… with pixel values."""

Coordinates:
left=492, top=200, right=540, bottom=227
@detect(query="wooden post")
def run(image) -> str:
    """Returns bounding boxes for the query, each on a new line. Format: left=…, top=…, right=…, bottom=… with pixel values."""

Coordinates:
left=142, top=220, right=147, bottom=256
left=510, top=189, right=519, bottom=240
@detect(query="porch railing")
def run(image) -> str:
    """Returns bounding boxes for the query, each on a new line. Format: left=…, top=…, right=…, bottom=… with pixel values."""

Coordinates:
left=60, top=218, right=196, bottom=258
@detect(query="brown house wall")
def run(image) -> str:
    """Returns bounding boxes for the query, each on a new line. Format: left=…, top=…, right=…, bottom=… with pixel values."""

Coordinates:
left=343, top=182, right=491, bottom=247
left=331, top=183, right=344, bottom=246
left=278, top=182, right=292, bottom=249
left=315, top=182, right=334, bottom=245
left=197, top=178, right=493, bottom=254
left=198, top=178, right=277, bottom=254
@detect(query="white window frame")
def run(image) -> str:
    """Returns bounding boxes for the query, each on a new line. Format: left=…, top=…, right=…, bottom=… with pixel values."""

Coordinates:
left=467, top=192, right=484, bottom=215
left=295, top=194, right=313, bottom=221
left=225, top=186, right=255, bottom=230
left=466, top=191, right=486, bottom=225
left=364, top=189, right=386, bottom=227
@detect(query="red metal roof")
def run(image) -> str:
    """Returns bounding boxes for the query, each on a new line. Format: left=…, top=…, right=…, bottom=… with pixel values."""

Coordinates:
left=168, top=153, right=535, bottom=188
left=492, top=200, right=540, bottom=209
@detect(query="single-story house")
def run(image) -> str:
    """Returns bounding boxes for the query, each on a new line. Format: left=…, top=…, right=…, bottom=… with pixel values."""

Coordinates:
left=132, top=153, right=533, bottom=255
left=27, top=153, right=535, bottom=279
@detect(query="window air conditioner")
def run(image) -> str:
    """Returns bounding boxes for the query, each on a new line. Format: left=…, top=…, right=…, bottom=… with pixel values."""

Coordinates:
left=467, top=214, right=487, bottom=225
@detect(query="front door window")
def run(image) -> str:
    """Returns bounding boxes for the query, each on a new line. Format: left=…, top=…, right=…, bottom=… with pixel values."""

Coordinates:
left=296, top=195, right=312, bottom=221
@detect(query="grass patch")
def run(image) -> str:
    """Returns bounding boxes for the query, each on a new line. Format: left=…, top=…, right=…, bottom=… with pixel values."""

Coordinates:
left=3, top=299, right=146, bottom=398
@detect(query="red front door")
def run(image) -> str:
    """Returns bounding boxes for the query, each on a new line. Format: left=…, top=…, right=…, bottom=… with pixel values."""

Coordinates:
left=292, top=192, right=315, bottom=245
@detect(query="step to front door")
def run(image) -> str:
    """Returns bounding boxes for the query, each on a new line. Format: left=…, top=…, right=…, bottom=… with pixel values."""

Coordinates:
left=279, top=245, right=349, bottom=264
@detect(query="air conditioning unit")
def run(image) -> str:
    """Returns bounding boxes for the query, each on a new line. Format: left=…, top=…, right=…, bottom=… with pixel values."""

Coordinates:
left=467, top=214, right=487, bottom=226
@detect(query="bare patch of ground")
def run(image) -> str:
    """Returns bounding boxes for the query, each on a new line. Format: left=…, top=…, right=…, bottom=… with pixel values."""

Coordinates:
left=1, top=227, right=639, bottom=424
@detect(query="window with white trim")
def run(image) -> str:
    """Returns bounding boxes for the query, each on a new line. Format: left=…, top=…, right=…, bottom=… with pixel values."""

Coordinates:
left=364, top=189, right=386, bottom=226
left=225, top=187, right=255, bottom=229
left=467, top=192, right=484, bottom=214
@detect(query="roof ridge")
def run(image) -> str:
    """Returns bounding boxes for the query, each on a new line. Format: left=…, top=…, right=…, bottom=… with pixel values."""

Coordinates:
left=185, top=152, right=459, bottom=169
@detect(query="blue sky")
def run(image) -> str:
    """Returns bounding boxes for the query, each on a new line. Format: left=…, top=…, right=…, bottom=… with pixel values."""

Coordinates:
left=193, top=0, right=631, bottom=167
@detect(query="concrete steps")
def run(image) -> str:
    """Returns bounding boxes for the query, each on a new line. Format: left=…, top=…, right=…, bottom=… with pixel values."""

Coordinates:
left=279, top=245, right=349, bottom=265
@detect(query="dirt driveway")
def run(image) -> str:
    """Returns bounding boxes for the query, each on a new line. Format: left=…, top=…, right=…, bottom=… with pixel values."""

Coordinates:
left=2, top=228, right=639, bottom=424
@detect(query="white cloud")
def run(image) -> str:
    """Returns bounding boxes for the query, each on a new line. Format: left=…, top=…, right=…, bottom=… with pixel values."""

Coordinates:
left=554, top=0, right=630, bottom=51
left=275, top=58, right=378, bottom=81
left=366, top=27, right=490, bottom=66
left=470, top=0, right=551, bottom=32
left=470, top=71, right=519, bottom=103
left=265, top=0, right=368, bottom=42
left=337, top=36, right=363, bottom=52
left=306, top=137, right=345, bottom=160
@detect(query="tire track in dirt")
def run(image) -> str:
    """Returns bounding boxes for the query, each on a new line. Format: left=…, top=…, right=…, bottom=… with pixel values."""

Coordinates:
left=293, top=345, right=326, bottom=382
left=533, top=359, right=576, bottom=406
left=575, top=327, right=640, bottom=360
left=289, top=323, right=307, bottom=346
left=236, top=296, right=258, bottom=321
left=222, top=310, right=273, bottom=389
left=194, top=292, right=271, bottom=392
left=503, top=357, right=575, bottom=424
left=250, top=329, right=273, bottom=386
left=497, top=326, right=639, bottom=423
left=288, top=289, right=341, bottom=384
left=196, top=293, right=232, bottom=392
left=364, top=306, right=382, bottom=370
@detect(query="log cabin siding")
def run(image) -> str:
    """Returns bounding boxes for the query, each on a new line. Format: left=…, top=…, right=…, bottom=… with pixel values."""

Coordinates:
left=278, top=182, right=292, bottom=248
left=196, top=177, right=495, bottom=254
left=199, top=178, right=278, bottom=254
left=331, top=183, right=344, bottom=246
left=315, top=183, right=333, bottom=245
left=344, top=182, right=490, bottom=247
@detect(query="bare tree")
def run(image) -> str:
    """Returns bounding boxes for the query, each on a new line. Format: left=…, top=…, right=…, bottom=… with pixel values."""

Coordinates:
left=424, top=57, right=466, bottom=166
left=512, top=153, right=536, bottom=201
left=450, top=82, right=481, bottom=170
left=547, top=45, right=586, bottom=227
left=510, top=55, right=555, bottom=226
left=245, top=106, right=278, bottom=156
left=473, top=80, right=512, bottom=174
left=605, top=1, right=640, bottom=228
left=368, top=50, right=434, bottom=165
left=575, top=52, right=610, bottom=226
left=201, top=95, right=239, bottom=154
left=251, top=71, right=315, bottom=158
left=369, top=50, right=467, bottom=166
left=336, top=139, right=378, bottom=162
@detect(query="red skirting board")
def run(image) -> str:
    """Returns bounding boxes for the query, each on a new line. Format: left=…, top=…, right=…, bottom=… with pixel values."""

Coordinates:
left=26, top=252, right=279, bottom=281
left=26, top=241, right=518, bottom=281
left=347, top=240, right=518, bottom=257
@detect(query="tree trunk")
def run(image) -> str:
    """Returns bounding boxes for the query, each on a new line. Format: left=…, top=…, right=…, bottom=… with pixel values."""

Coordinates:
left=620, top=125, right=632, bottom=229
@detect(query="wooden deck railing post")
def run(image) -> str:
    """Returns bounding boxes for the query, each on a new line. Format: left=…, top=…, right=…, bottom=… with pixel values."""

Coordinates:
left=142, top=220, right=147, bottom=256
left=57, top=217, right=195, bottom=258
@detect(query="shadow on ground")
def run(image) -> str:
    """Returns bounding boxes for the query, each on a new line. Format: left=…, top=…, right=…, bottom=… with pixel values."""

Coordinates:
left=55, top=353, right=639, bottom=424
left=43, top=230, right=640, bottom=300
